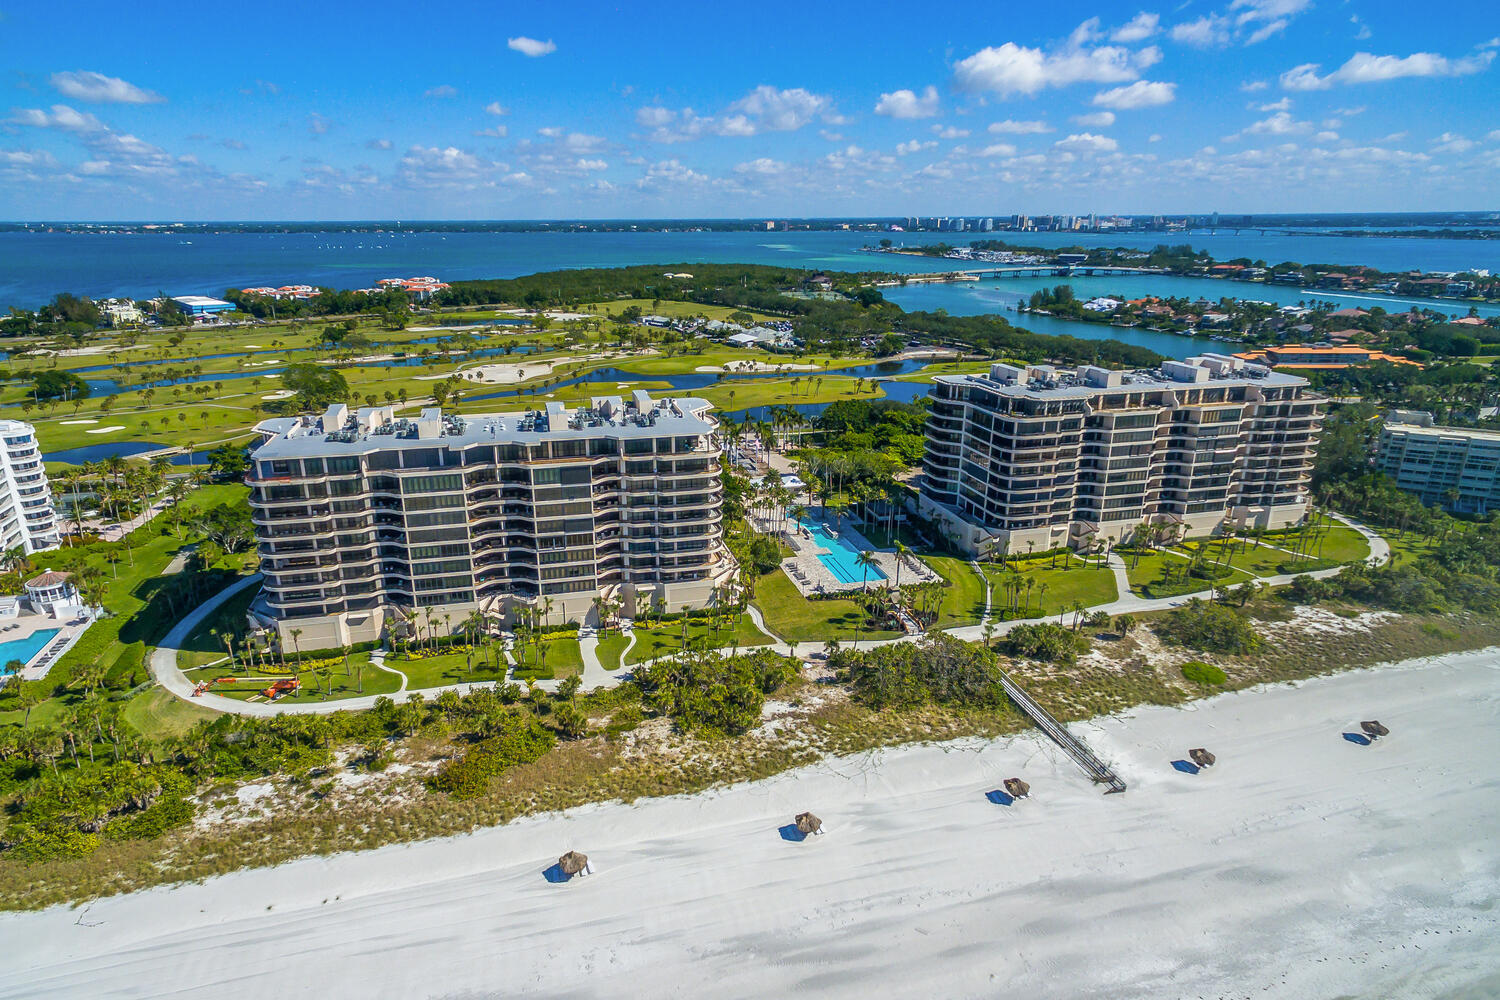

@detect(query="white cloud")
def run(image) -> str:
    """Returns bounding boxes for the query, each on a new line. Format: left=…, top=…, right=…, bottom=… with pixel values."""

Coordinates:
left=365, top=138, right=393, bottom=150
left=308, top=113, right=331, bottom=135
left=49, top=70, right=163, bottom=104
left=1240, top=79, right=1269, bottom=92
left=1244, top=19, right=1289, bottom=44
left=931, top=124, right=970, bottom=139
left=874, top=85, right=940, bottom=119
left=484, top=101, right=510, bottom=116
left=1093, top=80, right=1176, bottom=109
left=1148, top=133, right=1163, bottom=142
left=507, top=37, right=557, bottom=57
left=896, top=139, right=938, bottom=155
left=398, top=145, right=501, bottom=187
left=1489, top=129, right=1500, bottom=142
left=1253, top=97, right=1292, bottom=112
left=8, top=104, right=107, bottom=133
left=638, top=86, right=838, bottom=142
left=1171, top=14, right=1229, bottom=48
left=733, top=158, right=787, bottom=175
left=1351, top=15, right=1372, bottom=41
left=1054, top=132, right=1118, bottom=153
left=574, top=158, right=608, bottom=171
left=953, top=21, right=1159, bottom=97
left=1072, top=110, right=1116, bottom=127
left=1282, top=50, right=1497, bottom=90
left=1431, top=132, right=1476, bottom=154
left=1111, top=12, right=1160, bottom=43
left=979, top=142, right=1017, bottom=157
left=1240, top=111, right=1312, bottom=135
left=473, top=126, right=508, bottom=138
left=424, top=85, right=457, bottom=99
left=638, top=158, right=709, bottom=188
left=988, top=118, right=1052, bottom=134
left=1312, top=131, right=1340, bottom=143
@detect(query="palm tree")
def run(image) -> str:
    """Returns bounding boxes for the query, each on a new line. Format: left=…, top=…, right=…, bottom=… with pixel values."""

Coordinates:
left=288, top=627, right=303, bottom=666
left=856, top=550, right=878, bottom=592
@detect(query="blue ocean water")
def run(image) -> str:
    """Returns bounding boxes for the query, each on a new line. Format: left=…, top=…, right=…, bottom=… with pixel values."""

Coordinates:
left=2, top=227, right=1496, bottom=312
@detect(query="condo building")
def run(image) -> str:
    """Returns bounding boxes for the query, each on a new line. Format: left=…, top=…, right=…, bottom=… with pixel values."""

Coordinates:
left=919, top=355, right=1323, bottom=557
left=0, top=420, right=59, bottom=554
left=247, top=393, right=734, bottom=648
left=1375, top=412, right=1500, bottom=515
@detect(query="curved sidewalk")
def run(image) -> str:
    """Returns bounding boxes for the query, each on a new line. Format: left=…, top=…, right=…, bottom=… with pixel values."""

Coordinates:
left=152, top=517, right=1392, bottom=717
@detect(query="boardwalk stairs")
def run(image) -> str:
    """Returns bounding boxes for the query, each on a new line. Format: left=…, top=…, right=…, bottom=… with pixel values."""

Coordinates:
left=1000, top=670, right=1127, bottom=794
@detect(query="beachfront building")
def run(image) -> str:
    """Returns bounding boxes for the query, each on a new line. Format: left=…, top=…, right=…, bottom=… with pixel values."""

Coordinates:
left=170, top=295, right=235, bottom=319
left=918, top=356, right=1324, bottom=558
left=1375, top=412, right=1500, bottom=514
left=246, top=393, right=735, bottom=647
left=0, top=420, right=59, bottom=554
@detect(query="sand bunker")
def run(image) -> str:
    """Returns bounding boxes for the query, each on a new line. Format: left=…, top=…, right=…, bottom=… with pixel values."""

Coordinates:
left=696, top=362, right=819, bottom=374
left=261, top=390, right=295, bottom=401
left=59, top=419, right=98, bottom=425
left=84, top=425, right=126, bottom=434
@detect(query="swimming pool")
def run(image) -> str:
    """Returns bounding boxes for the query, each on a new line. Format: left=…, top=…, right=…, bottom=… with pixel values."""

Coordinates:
left=0, top=628, right=59, bottom=672
left=803, top=521, right=886, bottom=586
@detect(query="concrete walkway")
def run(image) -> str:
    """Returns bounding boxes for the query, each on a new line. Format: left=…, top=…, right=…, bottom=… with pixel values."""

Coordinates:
left=150, top=518, right=1392, bottom=718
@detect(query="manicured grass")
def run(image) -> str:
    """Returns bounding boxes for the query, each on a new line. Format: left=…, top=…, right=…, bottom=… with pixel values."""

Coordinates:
left=578, top=298, right=786, bottom=323
left=752, top=568, right=901, bottom=644
left=980, top=557, right=1119, bottom=619
left=1383, top=531, right=1441, bottom=567
left=175, top=586, right=261, bottom=670
left=1120, top=548, right=1253, bottom=598
left=513, top=634, right=585, bottom=680
left=624, top=614, right=773, bottom=665
left=394, top=647, right=508, bottom=690
left=595, top=632, right=630, bottom=672
left=184, top=651, right=398, bottom=702
left=1256, top=519, right=1371, bottom=565
left=119, top=687, right=221, bottom=737
left=921, top=554, right=987, bottom=628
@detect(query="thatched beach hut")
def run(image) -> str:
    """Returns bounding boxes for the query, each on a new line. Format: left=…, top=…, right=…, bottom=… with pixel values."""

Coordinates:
left=1360, top=720, right=1389, bottom=739
left=1003, top=778, right=1030, bottom=799
left=558, top=851, right=590, bottom=877
left=794, top=812, right=822, bottom=836
left=1189, top=748, right=1216, bottom=768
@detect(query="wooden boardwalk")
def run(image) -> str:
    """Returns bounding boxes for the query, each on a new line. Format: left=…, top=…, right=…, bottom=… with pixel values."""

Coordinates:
left=1000, top=671, right=1127, bottom=794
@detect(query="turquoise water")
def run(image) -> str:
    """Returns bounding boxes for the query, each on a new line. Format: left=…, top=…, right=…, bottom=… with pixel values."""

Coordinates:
left=805, top=521, right=885, bottom=585
left=0, top=628, right=59, bottom=671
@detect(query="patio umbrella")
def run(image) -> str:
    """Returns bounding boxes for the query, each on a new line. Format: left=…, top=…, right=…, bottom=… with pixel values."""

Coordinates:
left=558, top=851, right=589, bottom=876
left=794, top=812, right=822, bottom=835
left=1003, top=778, right=1030, bottom=799
left=1189, top=748, right=1216, bottom=768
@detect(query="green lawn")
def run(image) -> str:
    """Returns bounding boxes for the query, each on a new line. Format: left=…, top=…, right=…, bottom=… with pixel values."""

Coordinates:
left=921, top=554, right=988, bottom=628
left=624, top=614, right=773, bottom=665
left=184, top=651, right=398, bottom=702
left=394, top=646, right=508, bottom=690
left=1121, top=548, right=1254, bottom=598
left=1383, top=531, right=1441, bottom=567
left=752, top=568, right=902, bottom=644
left=119, top=687, right=222, bottom=736
left=1256, top=518, right=1371, bottom=565
left=513, top=634, right=585, bottom=680
left=980, top=557, right=1119, bottom=619
left=595, top=632, right=630, bottom=672
left=175, top=585, right=262, bottom=669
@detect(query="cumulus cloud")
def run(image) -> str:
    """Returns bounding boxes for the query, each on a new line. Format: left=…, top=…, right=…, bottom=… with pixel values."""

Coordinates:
left=1072, top=111, right=1116, bottom=127
left=397, top=145, right=508, bottom=187
left=8, top=104, right=107, bottom=133
left=1092, top=80, right=1176, bottom=108
left=1240, top=79, right=1269, bottom=92
left=366, top=138, right=394, bottom=150
left=638, top=158, right=709, bottom=188
left=980, top=142, right=1018, bottom=157
left=50, top=70, right=163, bottom=104
left=1238, top=111, right=1312, bottom=136
left=1253, top=97, right=1292, bottom=112
left=1054, top=132, right=1118, bottom=153
left=1431, top=132, right=1476, bottom=154
left=1111, top=12, right=1160, bottom=43
left=1282, top=50, right=1496, bottom=90
left=507, top=36, right=557, bottom=57
left=638, top=86, right=840, bottom=142
left=931, top=124, right=970, bottom=139
left=953, top=19, right=1160, bottom=96
left=484, top=101, right=510, bottom=116
left=424, top=84, right=457, bottom=99
left=473, top=126, right=509, bottom=138
left=896, top=139, right=938, bottom=155
left=988, top=119, right=1052, bottom=134
left=874, top=85, right=940, bottom=119
left=734, top=158, right=787, bottom=175
left=1171, top=14, right=1230, bottom=48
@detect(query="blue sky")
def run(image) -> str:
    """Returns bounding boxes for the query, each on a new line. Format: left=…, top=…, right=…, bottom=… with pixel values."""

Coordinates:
left=0, top=0, right=1496, bottom=219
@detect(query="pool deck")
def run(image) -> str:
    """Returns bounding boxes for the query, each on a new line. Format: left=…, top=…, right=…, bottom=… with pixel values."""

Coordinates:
left=0, top=612, right=97, bottom=682
left=764, top=510, right=940, bottom=597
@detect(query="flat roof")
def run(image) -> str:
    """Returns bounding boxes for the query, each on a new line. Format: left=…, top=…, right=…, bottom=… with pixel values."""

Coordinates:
left=1384, top=422, right=1500, bottom=445
left=172, top=295, right=233, bottom=307
left=252, top=394, right=717, bottom=461
left=933, top=363, right=1307, bottom=401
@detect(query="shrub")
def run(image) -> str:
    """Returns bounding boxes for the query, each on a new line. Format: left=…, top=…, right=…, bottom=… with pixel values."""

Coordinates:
left=835, top=633, right=1005, bottom=709
left=631, top=649, right=796, bottom=736
left=427, top=712, right=556, bottom=799
left=1181, top=661, right=1228, bottom=686
left=1004, top=622, right=1091, bottom=664
left=1155, top=599, right=1261, bottom=655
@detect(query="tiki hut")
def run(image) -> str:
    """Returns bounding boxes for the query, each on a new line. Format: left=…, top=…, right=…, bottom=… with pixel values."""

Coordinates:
left=1360, top=720, right=1389, bottom=739
left=1189, top=748, right=1216, bottom=768
left=558, top=851, right=589, bottom=877
left=794, top=812, right=822, bottom=836
left=1003, top=778, right=1030, bottom=799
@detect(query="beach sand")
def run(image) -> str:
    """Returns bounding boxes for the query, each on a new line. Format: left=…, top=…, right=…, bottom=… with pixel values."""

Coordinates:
left=1, top=651, right=1496, bottom=999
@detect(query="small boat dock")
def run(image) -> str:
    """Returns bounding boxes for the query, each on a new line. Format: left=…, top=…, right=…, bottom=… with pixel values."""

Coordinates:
left=1000, top=670, right=1127, bottom=794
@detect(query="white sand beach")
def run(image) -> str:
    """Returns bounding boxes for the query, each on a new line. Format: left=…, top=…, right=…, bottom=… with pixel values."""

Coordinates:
left=1, top=651, right=1496, bottom=999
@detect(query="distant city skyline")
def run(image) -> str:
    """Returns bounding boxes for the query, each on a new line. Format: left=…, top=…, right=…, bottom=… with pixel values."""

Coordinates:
left=0, top=0, right=1497, bottom=219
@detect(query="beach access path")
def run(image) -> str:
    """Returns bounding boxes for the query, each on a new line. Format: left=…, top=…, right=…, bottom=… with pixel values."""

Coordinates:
left=7, top=648, right=1495, bottom=1000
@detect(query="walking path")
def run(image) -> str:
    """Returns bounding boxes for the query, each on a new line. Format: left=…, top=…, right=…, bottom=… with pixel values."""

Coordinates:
left=151, top=518, right=1392, bottom=718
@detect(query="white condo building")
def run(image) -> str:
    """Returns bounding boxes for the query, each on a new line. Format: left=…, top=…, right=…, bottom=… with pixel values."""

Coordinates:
left=0, top=420, right=59, bottom=554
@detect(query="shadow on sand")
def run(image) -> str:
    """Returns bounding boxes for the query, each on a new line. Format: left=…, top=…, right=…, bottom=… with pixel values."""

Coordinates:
left=542, top=864, right=574, bottom=883
left=778, top=824, right=808, bottom=843
left=1342, top=732, right=1372, bottom=746
left=985, top=789, right=1016, bottom=806
left=1171, top=759, right=1201, bottom=775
